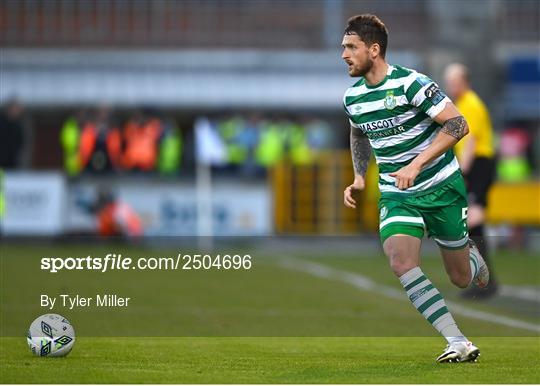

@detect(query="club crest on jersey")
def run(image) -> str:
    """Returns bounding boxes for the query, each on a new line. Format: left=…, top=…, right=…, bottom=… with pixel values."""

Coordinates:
left=384, top=91, right=396, bottom=110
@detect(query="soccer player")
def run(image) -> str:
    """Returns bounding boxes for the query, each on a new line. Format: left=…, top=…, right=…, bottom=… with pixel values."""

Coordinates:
left=341, top=14, right=489, bottom=363
left=444, top=63, right=498, bottom=299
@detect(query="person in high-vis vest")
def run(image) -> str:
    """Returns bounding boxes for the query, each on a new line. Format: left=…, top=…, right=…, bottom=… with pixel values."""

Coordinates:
left=60, top=114, right=82, bottom=176
left=122, top=116, right=162, bottom=172
left=78, top=110, right=123, bottom=173
left=158, top=122, right=182, bottom=175
left=444, top=63, right=498, bottom=298
left=287, top=121, right=313, bottom=166
left=255, top=120, right=286, bottom=168
left=218, top=116, right=249, bottom=166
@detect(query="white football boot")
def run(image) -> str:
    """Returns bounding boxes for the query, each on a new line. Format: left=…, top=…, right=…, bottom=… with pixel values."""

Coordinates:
left=436, top=341, right=480, bottom=363
left=469, top=239, right=490, bottom=289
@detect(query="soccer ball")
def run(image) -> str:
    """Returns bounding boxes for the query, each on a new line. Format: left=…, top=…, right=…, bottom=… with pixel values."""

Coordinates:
left=27, top=314, right=75, bottom=357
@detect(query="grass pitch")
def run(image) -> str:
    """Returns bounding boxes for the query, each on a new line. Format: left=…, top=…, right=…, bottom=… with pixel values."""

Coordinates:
left=1, top=241, right=539, bottom=383
left=1, top=337, right=539, bottom=383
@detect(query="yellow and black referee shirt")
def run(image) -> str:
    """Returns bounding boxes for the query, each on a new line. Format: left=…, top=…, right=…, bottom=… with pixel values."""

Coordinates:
left=454, top=90, right=495, bottom=159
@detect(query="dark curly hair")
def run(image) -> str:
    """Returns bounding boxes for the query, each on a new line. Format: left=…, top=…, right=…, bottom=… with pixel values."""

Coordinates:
left=344, top=14, right=388, bottom=58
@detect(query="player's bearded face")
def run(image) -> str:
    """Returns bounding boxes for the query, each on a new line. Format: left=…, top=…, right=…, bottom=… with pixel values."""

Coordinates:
left=341, top=35, right=373, bottom=77
left=351, top=55, right=373, bottom=77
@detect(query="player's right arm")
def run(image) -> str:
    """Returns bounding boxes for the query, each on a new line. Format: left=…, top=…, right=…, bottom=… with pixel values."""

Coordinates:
left=344, top=124, right=371, bottom=209
left=457, top=134, right=476, bottom=175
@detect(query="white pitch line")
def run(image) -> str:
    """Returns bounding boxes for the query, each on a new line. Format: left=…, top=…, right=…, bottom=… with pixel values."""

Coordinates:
left=278, top=257, right=540, bottom=334
left=500, top=285, right=540, bottom=303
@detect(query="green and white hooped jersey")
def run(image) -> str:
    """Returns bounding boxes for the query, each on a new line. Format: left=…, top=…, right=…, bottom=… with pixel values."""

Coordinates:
left=343, top=64, right=459, bottom=196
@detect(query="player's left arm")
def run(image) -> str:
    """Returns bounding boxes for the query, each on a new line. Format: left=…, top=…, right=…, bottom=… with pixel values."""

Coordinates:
left=390, top=102, right=469, bottom=190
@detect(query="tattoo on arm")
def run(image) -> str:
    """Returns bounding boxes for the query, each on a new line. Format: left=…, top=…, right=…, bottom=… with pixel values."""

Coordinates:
left=350, top=126, right=371, bottom=177
left=440, top=116, right=467, bottom=140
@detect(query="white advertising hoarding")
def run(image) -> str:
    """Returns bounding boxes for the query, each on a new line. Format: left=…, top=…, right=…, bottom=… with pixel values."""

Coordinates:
left=2, top=172, right=66, bottom=235
left=66, top=179, right=272, bottom=236
left=1, top=173, right=272, bottom=236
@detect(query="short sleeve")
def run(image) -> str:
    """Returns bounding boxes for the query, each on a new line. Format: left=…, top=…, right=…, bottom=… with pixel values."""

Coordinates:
left=343, top=101, right=351, bottom=118
left=343, top=97, right=361, bottom=129
left=405, top=74, right=451, bottom=119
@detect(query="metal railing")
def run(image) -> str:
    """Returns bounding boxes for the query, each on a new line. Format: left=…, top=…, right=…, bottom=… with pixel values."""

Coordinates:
left=272, top=150, right=380, bottom=234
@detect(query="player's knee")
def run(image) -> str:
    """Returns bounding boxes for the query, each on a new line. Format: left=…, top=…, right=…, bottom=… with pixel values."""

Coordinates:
left=387, top=253, right=417, bottom=277
left=383, top=237, right=420, bottom=277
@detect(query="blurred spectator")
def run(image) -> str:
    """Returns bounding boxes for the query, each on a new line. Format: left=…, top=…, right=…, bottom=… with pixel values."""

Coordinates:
left=60, top=109, right=85, bottom=176
left=157, top=118, right=183, bottom=176
left=305, top=117, right=333, bottom=152
left=59, top=109, right=334, bottom=176
left=0, top=99, right=25, bottom=169
left=255, top=119, right=287, bottom=168
left=79, top=107, right=123, bottom=173
left=214, top=113, right=326, bottom=176
left=497, top=127, right=532, bottom=182
left=94, top=189, right=143, bottom=238
left=218, top=115, right=249, bottom=167
left=287, top=120, right=313, bottom=166
left=122, top=111, right=163, bottom=172
left=61, top=108, right=184, bottom=175
left=240, top=114, right=264, bottom=176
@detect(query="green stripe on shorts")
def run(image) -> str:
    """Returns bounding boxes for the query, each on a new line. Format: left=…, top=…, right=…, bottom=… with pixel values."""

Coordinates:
left=435, top=237, right=469, bottom=250
left=380, top=223, right=424, bottom=244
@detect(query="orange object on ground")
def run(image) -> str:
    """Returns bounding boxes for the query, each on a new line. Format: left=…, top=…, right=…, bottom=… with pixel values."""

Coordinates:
left=97, top=201, right=143, bottom=237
